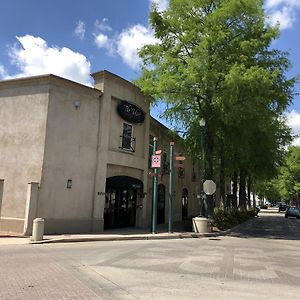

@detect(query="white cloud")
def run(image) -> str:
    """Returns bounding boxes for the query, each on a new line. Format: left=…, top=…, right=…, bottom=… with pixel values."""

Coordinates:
left=94, top=33, right=115, bottom=56
left=74, top=20, right=85, bottom=40
left=93, top=18, right=115, bottom=56
left=265, top=0, right=300, bottom=30
left=95, top=18, right=112, bottom=32
left=6, top=35, right=91, bottom=86
left=266, top=0, right=300, bottom=9
left=117, top=25, right=158, bottom=69
left=266, top=0, right=284, bottom=8
left=267, top=6, right=295, bottom=29
left=286, top=110, right=300, bottom=146
left=0, top=65, right=8, bottom=78
left=94, top=33, right=109, bottom=47
left=150, top=0, right=169, bottom=12
left=93, top=17, right=159, bottom=70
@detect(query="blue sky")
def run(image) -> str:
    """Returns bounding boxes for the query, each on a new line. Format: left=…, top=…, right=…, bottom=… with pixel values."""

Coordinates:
left=0, top=0, right=299, bottom=144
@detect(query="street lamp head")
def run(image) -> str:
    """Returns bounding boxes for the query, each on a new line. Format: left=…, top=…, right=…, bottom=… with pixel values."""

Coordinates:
left=199, top=118, right=206, bottom=127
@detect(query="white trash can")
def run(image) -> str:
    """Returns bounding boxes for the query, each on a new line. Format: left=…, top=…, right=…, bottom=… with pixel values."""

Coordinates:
left=32, top=218, right=44, bottom=241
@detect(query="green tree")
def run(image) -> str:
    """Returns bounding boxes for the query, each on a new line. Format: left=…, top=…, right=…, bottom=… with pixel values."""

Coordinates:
left=136, top=0, right=296, bottom=215
left=255, top=178, right=282, bottom=204
left=279, top=146, right=300, bottom=205
left=255, top=146, right=300, bottom=206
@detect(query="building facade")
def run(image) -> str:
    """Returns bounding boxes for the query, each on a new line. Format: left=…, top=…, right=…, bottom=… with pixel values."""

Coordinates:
left=0, top=71, right=200, bottom=235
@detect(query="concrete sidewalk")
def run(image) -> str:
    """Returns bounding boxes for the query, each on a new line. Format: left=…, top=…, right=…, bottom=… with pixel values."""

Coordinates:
left=0, top=223, right=226, bottom=246
left=0, top=236, right=30, bottom=245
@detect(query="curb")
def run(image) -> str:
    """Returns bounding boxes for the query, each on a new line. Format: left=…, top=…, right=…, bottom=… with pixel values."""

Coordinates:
left=1, top=215, right=262, bottom=246
left=29, top=230, right=228, bottom=245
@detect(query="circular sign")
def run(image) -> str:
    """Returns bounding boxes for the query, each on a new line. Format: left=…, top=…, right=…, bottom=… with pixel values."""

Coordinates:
left=203, top=180, right=216, bottom=195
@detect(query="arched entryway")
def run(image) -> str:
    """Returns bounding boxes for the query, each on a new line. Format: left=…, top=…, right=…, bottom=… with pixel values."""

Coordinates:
left=182, top=188, right=188, bottom=220
left=104, top=176, right=143, bottom=229
left=157, top=184, right=166, bottom=224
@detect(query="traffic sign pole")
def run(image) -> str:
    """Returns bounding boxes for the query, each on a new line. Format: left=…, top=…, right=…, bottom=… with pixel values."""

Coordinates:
left=199, top=121, right=206, bottom=217
left=151, top=137, right=158, bottom=234
left=168, top=142, right=174, bottom=233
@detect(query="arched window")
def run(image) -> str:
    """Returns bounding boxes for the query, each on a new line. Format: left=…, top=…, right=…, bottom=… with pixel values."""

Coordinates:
left=157, top=184, right=166, bottom=224
left=182, top=188, right=188, bottom=220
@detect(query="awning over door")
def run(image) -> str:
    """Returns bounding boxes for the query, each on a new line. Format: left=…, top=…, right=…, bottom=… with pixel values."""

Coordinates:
left=106, top=176, right=143, bottom=190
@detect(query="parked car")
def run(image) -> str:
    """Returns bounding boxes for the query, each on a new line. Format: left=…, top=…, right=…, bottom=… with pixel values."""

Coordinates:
left=278, top=203, right=287, bottom=212
left=285, top=206, right=300, bottom=219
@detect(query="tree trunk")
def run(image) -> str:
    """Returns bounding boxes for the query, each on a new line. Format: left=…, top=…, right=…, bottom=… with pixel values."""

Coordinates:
left=239, top=169, right=247, bottom=210
left=232, top=171, right=238, bottom=209
left=205, top=127, right=214, bottom=180
left=219, top=141, right=226, bottom=210
left=205, top=126, right=214, bottom=218
left=252, top=190, right=256, bottom=208
left=247, top=175, right=251, bottom=208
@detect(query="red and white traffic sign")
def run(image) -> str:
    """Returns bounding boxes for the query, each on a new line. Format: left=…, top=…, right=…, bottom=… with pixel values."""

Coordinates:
left=151, top=154, right=161, bottom=168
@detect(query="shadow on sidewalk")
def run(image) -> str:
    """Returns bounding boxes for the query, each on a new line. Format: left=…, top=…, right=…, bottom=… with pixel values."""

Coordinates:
left=103, top=221, right=191, bottom=235
left=228, top=213, right=300, bottom=241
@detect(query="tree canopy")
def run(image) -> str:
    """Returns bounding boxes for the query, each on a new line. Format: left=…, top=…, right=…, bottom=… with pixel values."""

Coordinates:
left=136, top=0, right=297, bottom=212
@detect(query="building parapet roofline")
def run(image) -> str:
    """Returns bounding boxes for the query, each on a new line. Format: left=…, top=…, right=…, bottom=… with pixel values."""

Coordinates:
left=0, top=73, right=103, bottom=96
left=91, top=70, right=145, bottom=95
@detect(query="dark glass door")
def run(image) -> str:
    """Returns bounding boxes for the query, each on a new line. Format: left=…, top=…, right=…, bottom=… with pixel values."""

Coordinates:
left=104, top=189, right=137, bottom=229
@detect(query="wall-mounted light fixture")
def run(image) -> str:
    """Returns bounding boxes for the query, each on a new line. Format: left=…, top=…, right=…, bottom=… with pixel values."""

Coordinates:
left=138, top=191, right=147, bottom=198
left=66, top=179, right=72, bottom=189
left=74, top=100, right=81, bottom=109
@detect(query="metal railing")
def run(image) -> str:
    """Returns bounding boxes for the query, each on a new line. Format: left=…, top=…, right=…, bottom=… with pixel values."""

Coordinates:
left=119, top=135, right=136, bottom=152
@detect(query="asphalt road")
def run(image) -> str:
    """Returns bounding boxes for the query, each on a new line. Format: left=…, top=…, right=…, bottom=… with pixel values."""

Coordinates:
left=1, top=209, right=300, bottom=299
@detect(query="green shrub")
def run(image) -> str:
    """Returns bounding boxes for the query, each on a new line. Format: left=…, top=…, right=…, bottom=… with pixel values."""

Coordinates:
left=248, top=207, right=259, bottom=217
left=212, top=208, right=257, bottom=231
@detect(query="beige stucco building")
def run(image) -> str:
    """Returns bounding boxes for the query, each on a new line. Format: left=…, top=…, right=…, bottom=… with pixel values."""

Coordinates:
left=0, top=71, right=201, bottom=235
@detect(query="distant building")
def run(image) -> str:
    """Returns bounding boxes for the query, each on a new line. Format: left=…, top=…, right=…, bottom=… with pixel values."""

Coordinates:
left=0, top=70, right=200, bottom=235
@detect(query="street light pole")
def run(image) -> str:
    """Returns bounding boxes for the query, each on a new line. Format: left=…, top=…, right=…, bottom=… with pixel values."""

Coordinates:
left=199, top=118, right=206, bottom=217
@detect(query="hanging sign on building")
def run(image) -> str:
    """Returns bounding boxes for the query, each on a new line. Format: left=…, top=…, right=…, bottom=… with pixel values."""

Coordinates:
left=151, top=155, right=161, bottom=168
left=117, top=100, right=145, bottom=124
